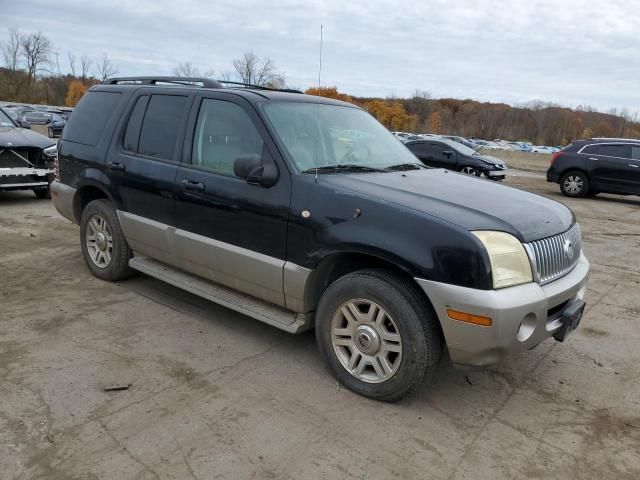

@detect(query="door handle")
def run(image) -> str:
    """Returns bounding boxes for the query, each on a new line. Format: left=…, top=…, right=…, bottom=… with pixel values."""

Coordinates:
left=108, top=162, right=126, bottom=172
left=180, top=179, right=205, bottom=192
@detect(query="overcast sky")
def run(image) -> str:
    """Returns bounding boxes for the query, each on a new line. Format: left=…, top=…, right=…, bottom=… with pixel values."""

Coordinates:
left=2, top=0, right=638, bottom=111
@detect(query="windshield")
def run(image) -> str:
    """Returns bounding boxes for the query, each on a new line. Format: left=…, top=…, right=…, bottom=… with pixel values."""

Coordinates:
left=0, top=109, right=16, bottom=127
left=262, top=102, right=419, bottom=171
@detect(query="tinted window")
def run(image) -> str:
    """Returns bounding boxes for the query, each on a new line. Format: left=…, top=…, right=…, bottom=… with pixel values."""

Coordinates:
left=192, top=99, right=263, bottom=175
left=62, top=91, right=122, bottom=145
left=596, top=144, right=629, bottom=158
left=429, top=143, right=450, bottom=157
left=123, top=96, right=149, bottom=152
left=138, top=95, right=188, bottom=161
left=407, top=142, right=428, bottom=155
left=632, top=146, right=640, bottom=160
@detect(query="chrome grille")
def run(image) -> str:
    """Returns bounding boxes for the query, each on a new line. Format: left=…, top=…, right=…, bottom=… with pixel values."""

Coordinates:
left=525, top=224, right=582, bottom=285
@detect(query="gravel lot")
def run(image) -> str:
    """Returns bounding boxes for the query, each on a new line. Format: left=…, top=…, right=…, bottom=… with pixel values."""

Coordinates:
left=1, top=172, right=639, bottom=479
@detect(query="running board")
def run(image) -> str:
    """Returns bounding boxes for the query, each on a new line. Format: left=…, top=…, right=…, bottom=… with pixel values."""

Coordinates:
left=129, top=256, right=313, bottom=334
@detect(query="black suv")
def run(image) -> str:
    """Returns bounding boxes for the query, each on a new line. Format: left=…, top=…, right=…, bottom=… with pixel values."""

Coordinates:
left=52, top=77, right=589, bottom=401
left=547, top=138, right=640, bottom=197
left=404, top=138, right=507, bottom=180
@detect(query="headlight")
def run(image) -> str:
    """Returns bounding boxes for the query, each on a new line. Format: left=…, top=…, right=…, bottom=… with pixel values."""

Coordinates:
left=473, top=231, right=532, bottom=289
left=43, top=144, right=57, bottom=158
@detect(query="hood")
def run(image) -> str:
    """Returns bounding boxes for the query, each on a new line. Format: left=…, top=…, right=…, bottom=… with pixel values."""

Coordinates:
left=474, top=154, right=505, bottom=166
left=320, top=169, right=573, bottom=242
left=0, top=126, right=53, bottom=149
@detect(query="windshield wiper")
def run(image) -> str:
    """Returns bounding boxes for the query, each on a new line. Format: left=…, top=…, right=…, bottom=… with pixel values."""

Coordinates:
left=301, top=164, right=387, bottom=174
left=385, top=163, right=426, bottom=171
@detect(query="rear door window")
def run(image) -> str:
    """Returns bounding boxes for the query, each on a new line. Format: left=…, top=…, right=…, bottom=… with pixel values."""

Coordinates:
left=631, top=146, right=640, bottom=160
left=123, top=96, right=149, bottom=153
left=596, top=144, right=630, bottom=159
left=62, top=91, right=122, bottom=146
left=138, top=94, right=188, bottom=161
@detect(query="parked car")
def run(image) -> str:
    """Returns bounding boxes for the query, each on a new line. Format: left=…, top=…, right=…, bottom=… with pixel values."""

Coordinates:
left=531, top=145, right=555, bottom=154
left=547, top=138, right=640, bottom=197
left=0, top=107, right=57, bottom=198
left=3, top=108, right=32, bottom=129
left=404, top=137, right=507, bottom=180
left=51, top=76, right=589, bottom=402
left=20, top=110, right=53, bottom=125
left=47, top=113, right=66, bottom=138
left=442, top=135, right=476, bottom=149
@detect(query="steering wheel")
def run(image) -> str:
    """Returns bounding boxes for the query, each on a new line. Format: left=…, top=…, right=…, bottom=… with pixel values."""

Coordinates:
left=340, top=144, right=371, bottom=164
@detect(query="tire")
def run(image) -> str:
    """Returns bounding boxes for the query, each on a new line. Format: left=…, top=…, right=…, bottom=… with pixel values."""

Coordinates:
left=460, top=166, right=479, bottom=176
left=560, top=170, right=589, bottom=197
left=315, top=269, right=443, bottom=402
left=33, top=188, right=51, bottom=199
left=80, top=199, right=134, bottom=281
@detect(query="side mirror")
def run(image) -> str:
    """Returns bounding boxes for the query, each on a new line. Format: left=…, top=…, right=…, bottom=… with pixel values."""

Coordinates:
left=18, top=119, right=31, bottom=129
left=233, top=151, right=278, bottom=187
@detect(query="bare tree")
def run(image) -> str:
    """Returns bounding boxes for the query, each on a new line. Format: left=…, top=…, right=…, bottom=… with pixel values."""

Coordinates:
left=1, top=28, right=21, bottom=71
left=67, top=51, right=77, bottom=77
left=19, top=31, right=51, bottom=99
left=80, top=54, right=92, bottom=79
left=232, top=51, right=284, bottom=86
left=94, top=53, right=118, bottom=81
left=173, top=61, right=200, bottom=77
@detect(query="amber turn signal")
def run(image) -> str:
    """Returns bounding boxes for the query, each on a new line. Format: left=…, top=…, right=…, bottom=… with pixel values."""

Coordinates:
left=447, top=309, right=492, bottom=327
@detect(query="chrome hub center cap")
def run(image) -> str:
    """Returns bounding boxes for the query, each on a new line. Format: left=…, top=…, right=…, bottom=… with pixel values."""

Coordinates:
left=354, top=325, right=380, bottom=355
left=95, top=232, right=107, bottom=251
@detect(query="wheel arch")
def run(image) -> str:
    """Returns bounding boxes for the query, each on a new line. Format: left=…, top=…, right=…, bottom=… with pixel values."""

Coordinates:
left=72, top=183, right=116, bottom=223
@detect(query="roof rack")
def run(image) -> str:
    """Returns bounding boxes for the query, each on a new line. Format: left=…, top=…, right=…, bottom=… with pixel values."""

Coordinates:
left=216, top=80, right=302, bottom=94
left=591, top=137, right=640, bottom=142
left=103, top=76, right=223, bottom=88
left=103, top=77, right=303, bottom=94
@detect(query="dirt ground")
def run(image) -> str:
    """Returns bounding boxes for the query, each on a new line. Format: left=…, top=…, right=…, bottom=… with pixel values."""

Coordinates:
left=1, top=172, right=639, bottom=480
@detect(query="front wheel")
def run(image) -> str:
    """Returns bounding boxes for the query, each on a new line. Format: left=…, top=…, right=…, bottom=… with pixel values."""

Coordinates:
left=80, top=199, right=134, bottom=281
left=315, top=269, right=443, bottom=402
left=560, top=171, right=589, bottom=197
left=460, top=166, right=479, bottom=176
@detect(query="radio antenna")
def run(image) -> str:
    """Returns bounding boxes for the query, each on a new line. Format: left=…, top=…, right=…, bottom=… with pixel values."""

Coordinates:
left=318, top=24, right=323, bottom=88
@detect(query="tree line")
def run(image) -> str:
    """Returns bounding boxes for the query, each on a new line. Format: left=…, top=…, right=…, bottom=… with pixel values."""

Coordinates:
left=1, top=29, right=637, bottom=145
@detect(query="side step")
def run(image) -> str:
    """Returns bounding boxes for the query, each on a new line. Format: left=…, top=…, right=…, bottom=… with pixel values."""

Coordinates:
left=129, top=256, right=313, bottom=334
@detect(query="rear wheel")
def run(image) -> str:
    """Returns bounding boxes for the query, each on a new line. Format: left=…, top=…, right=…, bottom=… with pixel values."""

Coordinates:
left=560, top=170, right=589, bottom=197
left=80, top=199, right=134, bottom=281
left=460, top=166, right=479, bottom=176
left=315, top=269, right=442, bottom=402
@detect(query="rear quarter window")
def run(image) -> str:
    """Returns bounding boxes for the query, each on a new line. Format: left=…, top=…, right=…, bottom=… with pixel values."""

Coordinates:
left=62, top=91, right=122, bottom=146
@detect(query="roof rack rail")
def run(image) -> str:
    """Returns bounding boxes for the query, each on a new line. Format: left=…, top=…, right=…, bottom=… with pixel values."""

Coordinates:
left=216, top=80, right=302, bottom=94
left=591, top=137, right=640, bottom=142
left=103, top=76, right=223, bottom=88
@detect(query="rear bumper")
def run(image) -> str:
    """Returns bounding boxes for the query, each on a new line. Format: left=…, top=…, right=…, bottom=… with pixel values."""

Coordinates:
left=50, top=181, right=77, bottom=223
left=546, top=168, right=560, bottom=183
left=415, top=253, right=589, bottom=367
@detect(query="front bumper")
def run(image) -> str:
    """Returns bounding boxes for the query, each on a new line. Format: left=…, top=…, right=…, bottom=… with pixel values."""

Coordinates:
left=0, top=167, right=53, bottom=190
left=486, top=169, right=506, bottom=178
left=415, top=253, right=589, bottom=367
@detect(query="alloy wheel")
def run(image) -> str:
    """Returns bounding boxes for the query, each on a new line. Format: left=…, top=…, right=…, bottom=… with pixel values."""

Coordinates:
left=461, top=166, right=478, bottom=176
left=85, top=214, right=113, bottom=268
left=331, top=299, right=403, bottom=383
left=563, top=175, right=584, bottom=194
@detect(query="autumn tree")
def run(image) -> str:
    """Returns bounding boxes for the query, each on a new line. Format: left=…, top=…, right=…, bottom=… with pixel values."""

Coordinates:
left=65, top=80, right=87, bottom=106
left=428, top=111, right=442, bottom=134
left=365, top=100, right=417, bottom=131
left=304, top=86, right=354, bottom=104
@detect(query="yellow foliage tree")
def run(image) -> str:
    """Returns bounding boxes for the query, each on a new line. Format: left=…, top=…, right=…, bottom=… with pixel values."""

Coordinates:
left=365, top=100, right=417, bottom=131
left=65, top=80, right=88, bottom=107
left=428, top=111, right=442, bottom=134
left=304, top=86, right=354, bottom=104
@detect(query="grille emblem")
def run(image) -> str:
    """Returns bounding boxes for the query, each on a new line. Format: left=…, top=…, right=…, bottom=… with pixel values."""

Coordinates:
left=563, top=238, right=574, bottom=260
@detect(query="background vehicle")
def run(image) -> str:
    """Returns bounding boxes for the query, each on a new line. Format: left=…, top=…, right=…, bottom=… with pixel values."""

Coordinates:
left=531, top=145, right=555, bottom=154
left=47, top=113, right=66, bottom=137
left=442, top=135, right=476, bottom=149
left=20, top=110, right=53, bottom=125
left=0, top=107, right=57, bottom=198
left=547, top=138, right=640, bottom=197
left=51, top=77, right=587, bottom=402
left=404, top=137, right=507, bottom=180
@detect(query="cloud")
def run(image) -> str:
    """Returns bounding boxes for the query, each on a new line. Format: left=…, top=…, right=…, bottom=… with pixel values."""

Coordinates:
left=2, top=0, right=639, bottom=110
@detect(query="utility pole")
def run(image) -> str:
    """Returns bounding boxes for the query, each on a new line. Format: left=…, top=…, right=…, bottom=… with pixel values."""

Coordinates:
left=318, top=24, right=323, bottom=89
